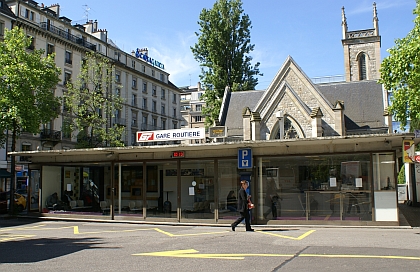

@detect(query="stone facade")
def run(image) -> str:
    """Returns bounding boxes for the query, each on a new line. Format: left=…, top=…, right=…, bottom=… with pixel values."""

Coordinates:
left=342, top=3, right=381, bottom=82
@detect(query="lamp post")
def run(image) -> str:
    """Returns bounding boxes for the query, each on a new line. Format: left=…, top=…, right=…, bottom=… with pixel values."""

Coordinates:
left=276, top=111, right=284, bottom=140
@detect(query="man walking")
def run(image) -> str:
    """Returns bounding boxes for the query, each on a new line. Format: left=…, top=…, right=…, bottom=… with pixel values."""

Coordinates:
left=231, top=180, right=254, bottom=232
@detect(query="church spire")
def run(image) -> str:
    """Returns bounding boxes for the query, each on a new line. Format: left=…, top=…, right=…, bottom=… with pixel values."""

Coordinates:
left=341, top=6, right=348, bottom=40
left=373, top=2, right=379, bottom=36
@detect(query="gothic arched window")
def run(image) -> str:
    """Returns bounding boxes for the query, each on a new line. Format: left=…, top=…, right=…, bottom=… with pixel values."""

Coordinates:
left=358, top=53, right=367, bottom=80
left=275, top=118, right=300, bottom=139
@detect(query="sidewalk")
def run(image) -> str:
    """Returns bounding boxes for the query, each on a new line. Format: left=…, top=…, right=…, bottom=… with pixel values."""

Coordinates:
left=2, top=205, right=419, bottom=228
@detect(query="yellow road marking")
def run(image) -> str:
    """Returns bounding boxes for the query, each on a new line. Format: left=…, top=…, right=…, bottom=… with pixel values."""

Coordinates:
left=0, top=225, right=46, bottom=232
left=134, top=249, right=420, bottom=261
left=154, top=228, right=229, bottom=237
left=133, top=249, right=294, bottom=260
left=257, top=229, right=316, bottom=240
left=74, top=226, right=152, bottom=235
left=0, top=234, right=35, bottom=242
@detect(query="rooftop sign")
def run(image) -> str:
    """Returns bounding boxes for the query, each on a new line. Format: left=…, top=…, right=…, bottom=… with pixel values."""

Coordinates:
left=137, top=128, right=205, bottom=142
left=135, top=48, right=164, bottom=70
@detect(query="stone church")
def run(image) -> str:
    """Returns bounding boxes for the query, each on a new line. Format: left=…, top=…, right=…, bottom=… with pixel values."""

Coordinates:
left=218, top=3, right=389, bottom=141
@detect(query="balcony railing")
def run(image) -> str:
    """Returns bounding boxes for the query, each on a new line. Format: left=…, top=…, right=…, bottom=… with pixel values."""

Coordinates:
left=40, top=22, right=96, bottom=51
left=40, top=129, right=61, bottom=141
left=112, top=117, right=126, bottom=126
left=141, top=123, right=161, bottom=131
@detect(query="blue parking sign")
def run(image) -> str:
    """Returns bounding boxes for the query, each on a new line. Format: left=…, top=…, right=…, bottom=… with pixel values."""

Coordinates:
left=238, top=148, right=252, bottom=169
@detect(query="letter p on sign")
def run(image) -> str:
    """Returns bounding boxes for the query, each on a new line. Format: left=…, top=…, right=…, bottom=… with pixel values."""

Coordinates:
left=238, top=148, right=252, bottom=169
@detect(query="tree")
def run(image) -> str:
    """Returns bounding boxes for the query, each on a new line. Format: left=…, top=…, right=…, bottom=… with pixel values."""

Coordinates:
left=0, top=27, right=61, bottom=213
left=191, top=0, right=262, bottom=126
left=64, top=52, right=125, bottom=148
left=379, top=1, right=420, bottom=131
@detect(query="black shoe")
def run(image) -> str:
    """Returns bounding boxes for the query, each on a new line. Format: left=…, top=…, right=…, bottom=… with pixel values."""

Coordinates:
left=231, top=225, right=235, bottom=231
left=246, top=229, right=254, bottom=232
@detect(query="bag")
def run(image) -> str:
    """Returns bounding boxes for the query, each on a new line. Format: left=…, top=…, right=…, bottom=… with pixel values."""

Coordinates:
left=248, top=200, right=254, bottom=209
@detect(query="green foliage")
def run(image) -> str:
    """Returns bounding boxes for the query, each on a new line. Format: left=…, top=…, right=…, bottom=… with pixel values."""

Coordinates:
left=379, top=0, right=420, bottom=131
left=191, top=0, right=262, bottom=126
left=0, top=27, right=61, bottom=148
left=398, top=164, right=406, bottom=184
left=64, top=52, right=125, bottom=148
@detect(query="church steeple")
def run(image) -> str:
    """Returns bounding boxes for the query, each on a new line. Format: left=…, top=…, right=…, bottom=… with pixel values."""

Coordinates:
left=341, top=2, right=381, bottom=82
left=373, top=2, right=379, bottom=36
left=341, top=6, right=348, bottom=40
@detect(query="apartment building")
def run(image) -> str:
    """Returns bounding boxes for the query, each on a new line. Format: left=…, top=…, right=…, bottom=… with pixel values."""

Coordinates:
left=1, top=0, right=181, bottom=175
left=180, top=82, right=207, bottom=143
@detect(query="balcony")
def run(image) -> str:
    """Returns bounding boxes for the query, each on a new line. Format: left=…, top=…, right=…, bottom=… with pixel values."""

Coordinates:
left=141, top=123, right=161, bottom=131
left=112, top=117, right=126, bottom=126
left=40, top=129, right=61, bottom=147
left=40, top=22, right=96, bottom=51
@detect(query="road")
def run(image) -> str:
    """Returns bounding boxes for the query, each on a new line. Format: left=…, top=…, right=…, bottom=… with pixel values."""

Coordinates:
left=0, top=218, right=419, bottom=271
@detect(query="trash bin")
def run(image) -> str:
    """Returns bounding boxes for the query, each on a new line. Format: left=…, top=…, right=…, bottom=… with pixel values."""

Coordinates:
left=163, top=200, right=171, bottom=214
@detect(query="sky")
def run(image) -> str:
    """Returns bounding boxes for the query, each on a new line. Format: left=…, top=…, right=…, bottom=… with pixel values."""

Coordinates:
left=58, top=0, right=417, bottom=90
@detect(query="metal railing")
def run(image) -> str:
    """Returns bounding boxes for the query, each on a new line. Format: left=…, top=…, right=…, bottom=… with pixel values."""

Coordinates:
left=40, top=22, right=96, bottom=51
left=40, top=129, right=61, bottom=141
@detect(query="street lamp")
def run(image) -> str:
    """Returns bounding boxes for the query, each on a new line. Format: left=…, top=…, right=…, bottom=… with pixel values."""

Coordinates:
left=276, top=110, right=284, bottom=140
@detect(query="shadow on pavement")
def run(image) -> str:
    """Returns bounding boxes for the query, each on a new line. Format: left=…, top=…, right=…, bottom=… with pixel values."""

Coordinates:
left=0, top=237, right=108, bottom=263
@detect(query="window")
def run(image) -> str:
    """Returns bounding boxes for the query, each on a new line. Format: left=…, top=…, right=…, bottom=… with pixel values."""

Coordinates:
left=142, top=115, right=147, bottom=125
left=20, top=143, right=31, bottom=162
left=65, top=50, right=72, bottom=64
left=131, top=133, right=136, bottom=145
left=161, top=104, right=166, bottom=115
left=29, top=11, right=34, bottom=21
left=160, top=73, right=165, bottom=82
left=131, top=60, right=136, bottom=69
left=62, top=117, right=72, bottom=139
left=0, top=21, right=5, bottom=37
left=142, top=98, right=147, bottom=109
left=64, top=72, right=71, bottom=86
left=173, top=108, right=177, bottom=118
left=27, top=36, right=35, bottom=50
left=152, top=101, right=157, bottom=112
left=115, top=72, right=121, bottom=82
left=132, top=94, right=137, bottom=106
left=152, top=70, right=155, bottom=77
left=194, top=116, right=203, bottom=122
left=152, top=117, right=157, bottom=128
left=142, top=82, right=147, bottom=93
left=173, top=122, right=177, bottom=129
left=47, top=43, right=55, bottom=56
left=172, top=93, right=177, bottom=104
left=196, top=104, right=202, bottom=111
left=161, top=89, right=166, bottom=99
left=161, top=119, right=166, bottom=129
left=116, top=88, right=121, bottom=97
left=142, top=65, right=145, bottom=73
left=132, top=78, right=137, bottom=89
left=359, top=53, right=367, bottom=80
left=131, top=111, right=138, bottom=127
left=152, top=85, right=157, bottom=96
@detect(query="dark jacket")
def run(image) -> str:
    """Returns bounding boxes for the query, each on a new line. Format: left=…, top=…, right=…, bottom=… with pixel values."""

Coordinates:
left=237, top=187, right=248, bottom=213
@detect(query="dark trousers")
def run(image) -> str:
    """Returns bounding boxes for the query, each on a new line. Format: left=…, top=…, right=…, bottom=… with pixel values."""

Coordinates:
left=232, top=210, right=252, bottom=230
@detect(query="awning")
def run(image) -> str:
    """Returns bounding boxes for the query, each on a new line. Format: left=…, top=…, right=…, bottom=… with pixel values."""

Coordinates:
left=0, top=169, right=11, bottom=178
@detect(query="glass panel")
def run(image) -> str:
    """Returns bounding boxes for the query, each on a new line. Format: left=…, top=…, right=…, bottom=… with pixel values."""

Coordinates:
left=218, top=159, right=241, bottom=221
left=373, top=153, right=395, bottom=191
left=257, top=153, right=373, bottom=222
left=181, top=160, right=214, bottom=220
left=145, top=162, right=177, bottom=219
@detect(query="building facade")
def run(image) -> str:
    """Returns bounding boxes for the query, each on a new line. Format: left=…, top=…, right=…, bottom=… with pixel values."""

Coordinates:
left=7, top=3, right=409, bottom=226
left=1, top=1, right=182, bottom=192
